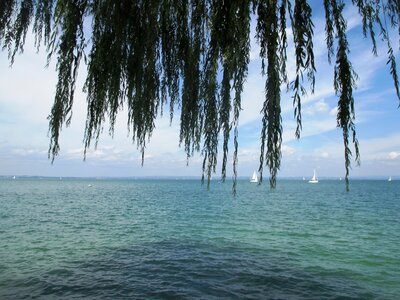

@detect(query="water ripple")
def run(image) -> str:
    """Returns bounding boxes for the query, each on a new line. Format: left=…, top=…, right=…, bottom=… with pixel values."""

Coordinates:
left=0, top=178, right=399, bottom=299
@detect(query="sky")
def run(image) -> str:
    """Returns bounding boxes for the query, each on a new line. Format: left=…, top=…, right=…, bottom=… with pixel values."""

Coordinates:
left=0, top=4, right=399, bottom=180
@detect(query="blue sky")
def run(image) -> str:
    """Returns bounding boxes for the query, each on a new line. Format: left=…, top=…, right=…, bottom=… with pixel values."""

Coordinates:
left=0, top=4, right=399, bottom=179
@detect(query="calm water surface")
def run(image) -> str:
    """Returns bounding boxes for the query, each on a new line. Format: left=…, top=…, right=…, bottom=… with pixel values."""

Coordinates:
left=0, top=178, right=399, bottom=299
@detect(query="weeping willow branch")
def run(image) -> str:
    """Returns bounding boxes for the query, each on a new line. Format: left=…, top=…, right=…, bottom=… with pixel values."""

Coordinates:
left=48, top=0, right=87, bottom=161
left=379, top=7, right=400, bottom=102
left=291, top=0, right=316, bottom=139
left=1, top=0, right=400, bottom=192
left=6, top=0, right=34, bottom=64
left=352, top=0, right=400, bottom=103
left=257, top=0, right=282, bottom=188
left=327, top=0, right=360, bottom=191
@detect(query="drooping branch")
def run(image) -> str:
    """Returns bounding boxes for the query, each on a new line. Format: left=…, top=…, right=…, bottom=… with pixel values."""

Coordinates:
left=257, top=0, right=282, bottom=188
left=326, top=0, right=360, bottom=191
left=351, top=0, right=400, bottom=103
left=201, top=44, right=219, bottom=188
left=179, top=0, right=206, bottom=171
left=33, top=0, right=53, bottom=50
left=214, top=0, right=250, bottom=190
left=291, top=0, right=316, bottom=139
left=230, top=1, right=250, bottom=194
left=6, top=0, right=34, bottom=64
left=48, top=0, right=87, bottom=161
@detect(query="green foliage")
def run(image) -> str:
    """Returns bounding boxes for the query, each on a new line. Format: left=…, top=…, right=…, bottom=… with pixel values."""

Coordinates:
left=326, top=0, right=360, bottom=191
left=256, top=0, right=282, bottom=189
left=1, top=0, right=399, bottom=192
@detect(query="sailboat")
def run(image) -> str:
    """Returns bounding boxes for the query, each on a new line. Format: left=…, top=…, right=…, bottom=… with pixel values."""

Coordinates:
left=309, top=169, right=318, bottom=183
left=250, top=171, right=259, bottom=183
left=388, top=176, right=392, bottom=182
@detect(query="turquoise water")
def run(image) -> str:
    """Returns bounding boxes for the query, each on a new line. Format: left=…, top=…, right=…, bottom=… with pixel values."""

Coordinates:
left=0, top=178, right=399, bottom=299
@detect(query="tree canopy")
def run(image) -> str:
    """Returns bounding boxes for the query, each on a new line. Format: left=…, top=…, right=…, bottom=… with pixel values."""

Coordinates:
left=1, top=0, right=399, bottom=192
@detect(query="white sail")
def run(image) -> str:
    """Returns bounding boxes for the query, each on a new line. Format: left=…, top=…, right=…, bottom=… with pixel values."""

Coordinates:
left=250, top=171, right=258, bottom=183
left=309, top=169, right=318, bottom=183
left=388, top=177, right=392, bottom=182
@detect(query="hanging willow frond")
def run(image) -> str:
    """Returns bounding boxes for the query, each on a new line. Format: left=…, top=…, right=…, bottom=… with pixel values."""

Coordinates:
left=215, top=0, right=250, bottom=191
left=257, top=0, right=282, bottom=188
left=1, top=0, right=400, bottom=192
left=48, top=0, right=87, bottom=161
left=231, top=2, right=250, bottom=194
left=351, top=0, right=400, bottom=104
left=379, top=9, right=400, bottom=102
left=291, top=0, right=315, bottom=139
left=385, top=0, right=400, bottom=45
left=159, top=0, right=180, bottom=120
left=0, top=0, right=16, bottom=43
left=324, top=0, right=335, bottom=63
left=6, top=0, right=34, bottom=64
left=326, top=0, right=360, bottom=191
left=33, top=0, right=53, bottom=50
left=179, top=0, right=205, bottom=164
left=201, top=45, right=219, bottom=189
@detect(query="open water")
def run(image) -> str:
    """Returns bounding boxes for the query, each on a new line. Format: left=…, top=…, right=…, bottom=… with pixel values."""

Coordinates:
left=0, top=178, right=399, bottom=299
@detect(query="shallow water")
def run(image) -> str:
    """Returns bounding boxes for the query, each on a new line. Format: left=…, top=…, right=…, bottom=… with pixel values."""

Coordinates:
left=0, top=178, right=399, bottom=299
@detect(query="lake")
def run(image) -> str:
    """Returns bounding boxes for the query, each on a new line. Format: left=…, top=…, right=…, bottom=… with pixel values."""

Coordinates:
left=0, top=178, right=399, bottom=299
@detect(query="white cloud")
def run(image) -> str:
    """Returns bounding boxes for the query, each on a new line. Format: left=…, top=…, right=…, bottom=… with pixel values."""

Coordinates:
left=282, top=113, right=337, bottom=143
left=65, top=148, right=85, bottom=158
left=238, top=71, right=264, bottom=126
left=304, top=99, right=330, bottom=116
left=309, top=133, right=400, bottom=162
left=388, top=152, right=400, bottom=160
left=282, top=144, right=295, bottom=156
left=12, top=148, right=47, bottom=156
left=319, top=151, right=330, bottom=158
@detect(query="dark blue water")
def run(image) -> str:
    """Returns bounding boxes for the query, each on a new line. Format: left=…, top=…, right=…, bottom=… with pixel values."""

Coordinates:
left=0, top=178, right=399, bottom=299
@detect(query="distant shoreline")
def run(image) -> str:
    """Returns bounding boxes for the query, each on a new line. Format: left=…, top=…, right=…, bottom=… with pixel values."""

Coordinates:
left=1, top=175, right=396, bottom=181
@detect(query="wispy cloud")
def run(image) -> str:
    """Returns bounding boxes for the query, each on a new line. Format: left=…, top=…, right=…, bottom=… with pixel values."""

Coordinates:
left=12, top=148, right=47, bottom=156
left=388, top=151, right=400, bottom=160
left=303, top=99, right=330, bottom=116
